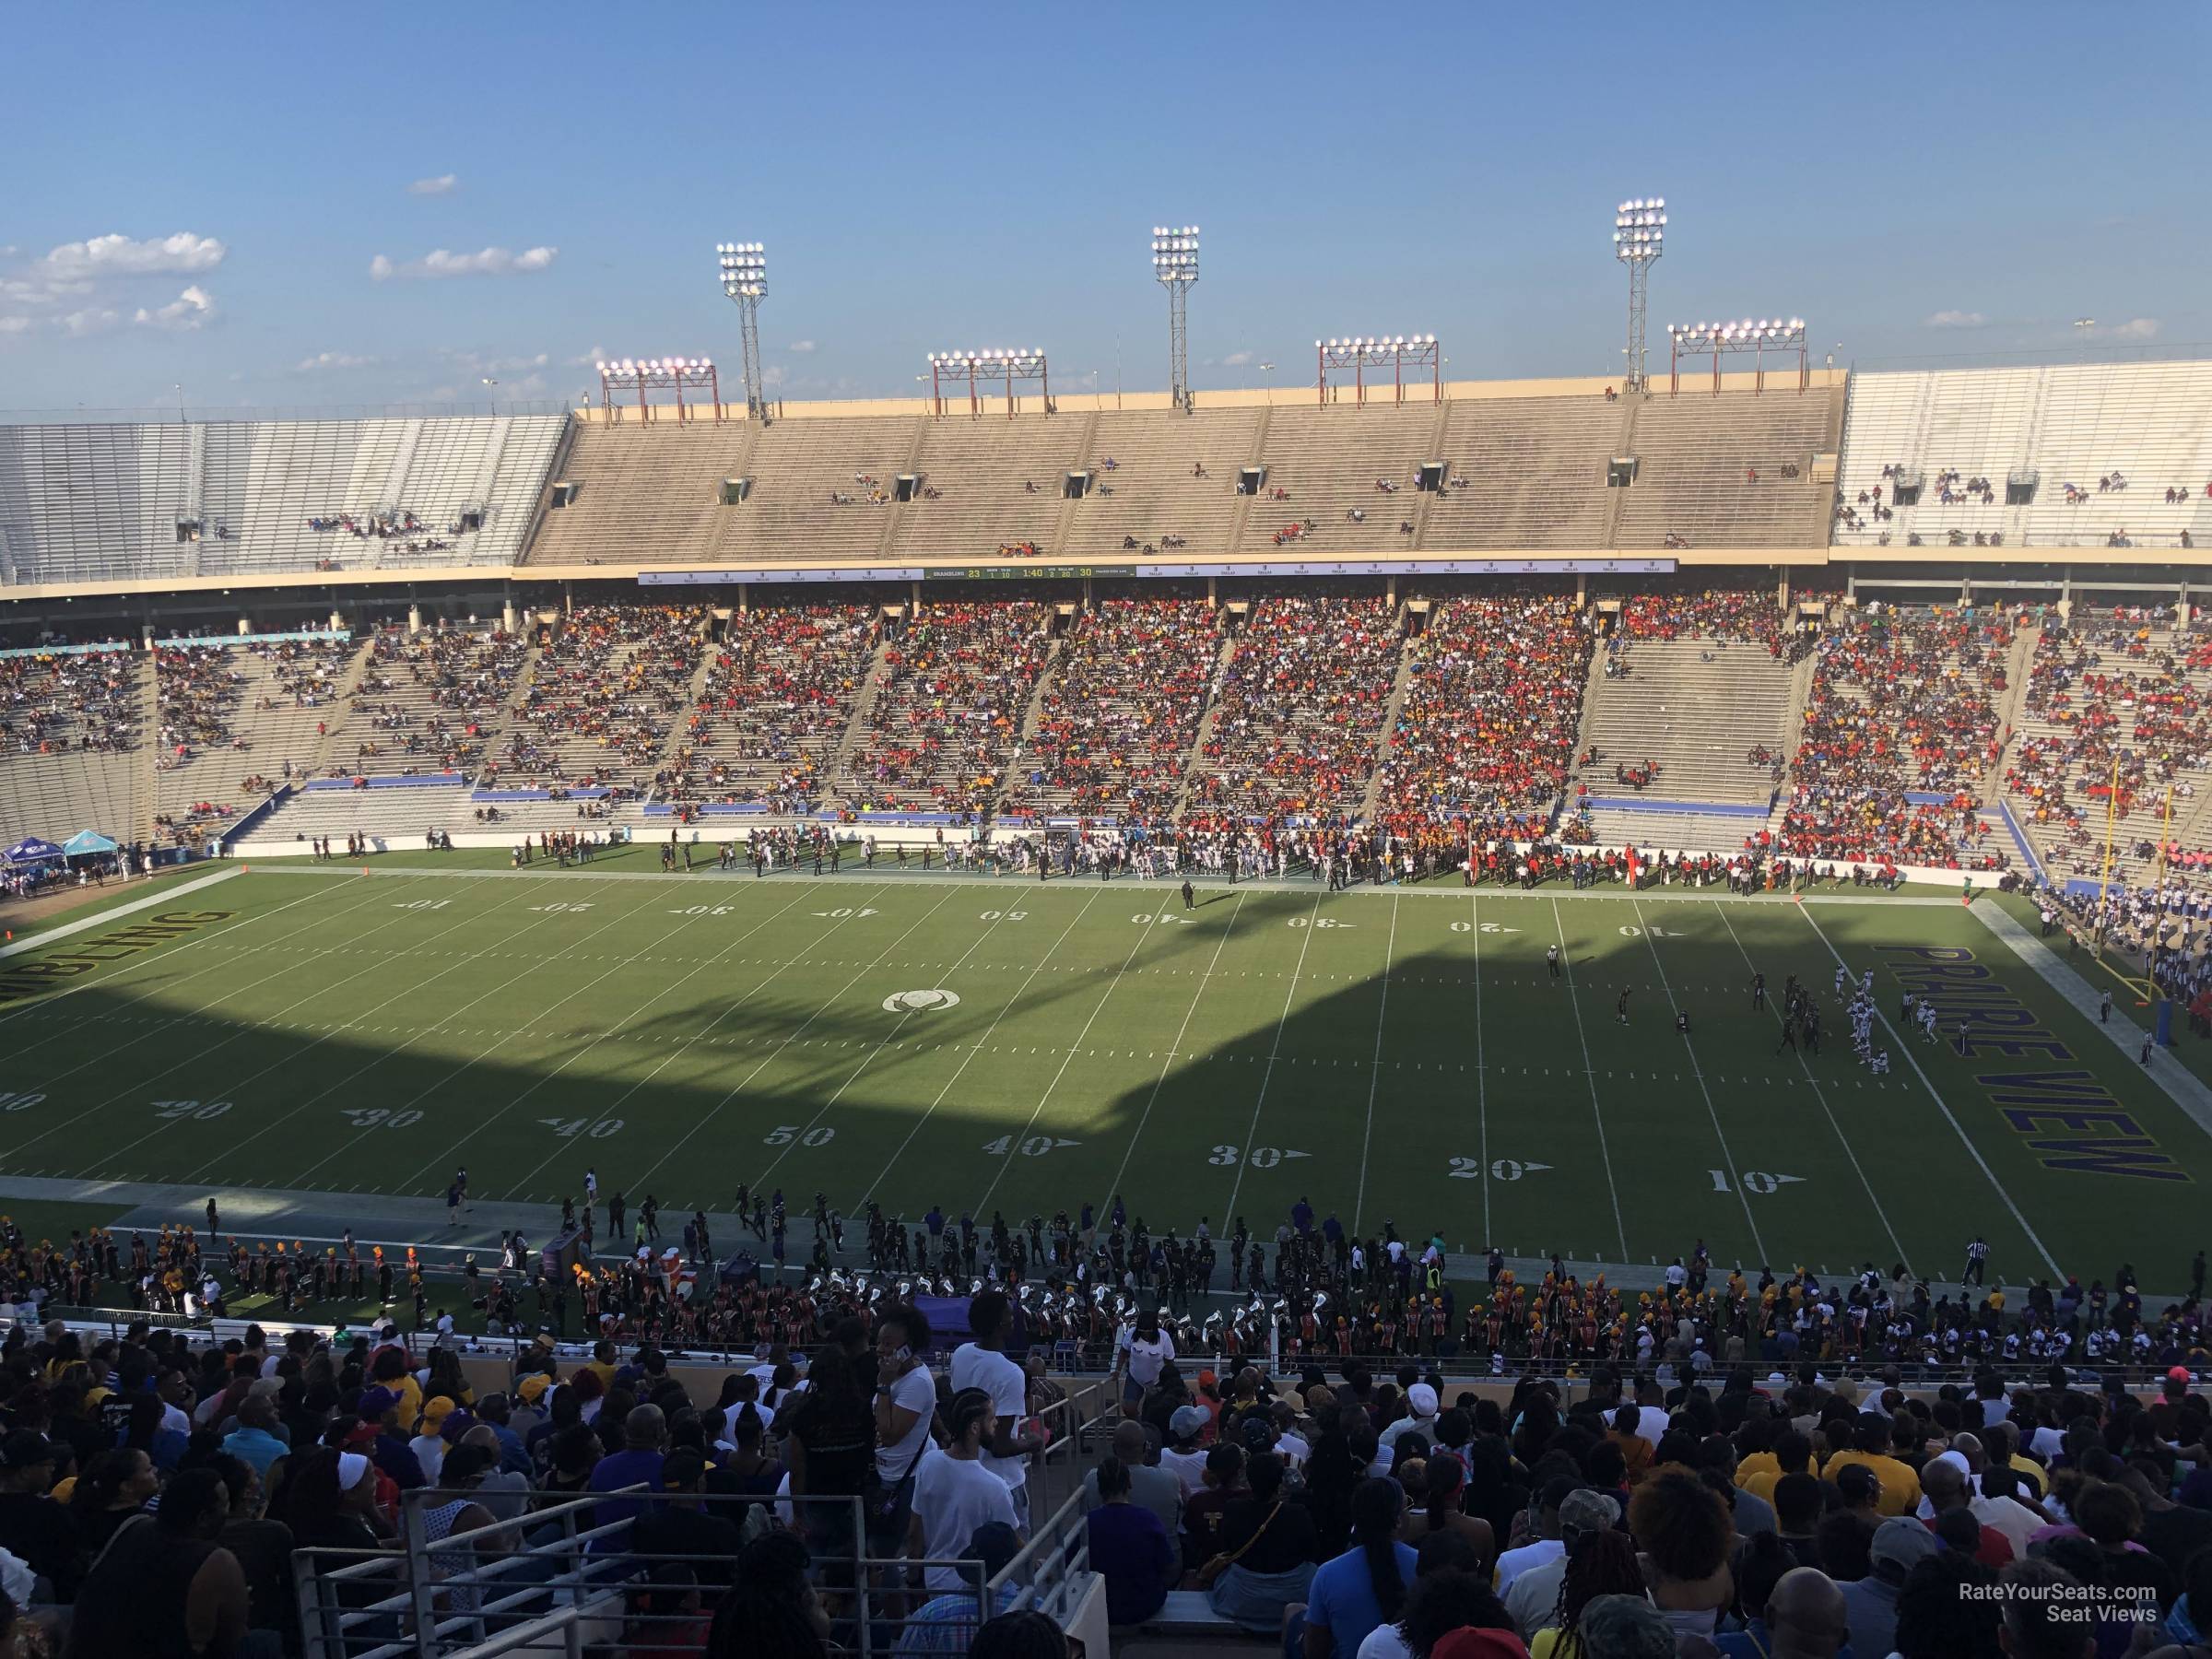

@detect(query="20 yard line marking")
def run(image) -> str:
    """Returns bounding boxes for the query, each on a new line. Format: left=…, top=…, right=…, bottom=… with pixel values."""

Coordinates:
left=1713, top=903, right=1912, bottom=1276
left=1798, top=903, right=2063, bottom=1277
left=1099, top=889, right=1248, bottom=1209
left=1222, top=890, right=1324, bottom=1223
left=1629, top=895, right=1766, bottom=1261
left=1350, top=894, right=1400, bottom=1235
left=1549, top=898, right=1630, bottom=1260
left=857, top=889, right=1109, bottom=1210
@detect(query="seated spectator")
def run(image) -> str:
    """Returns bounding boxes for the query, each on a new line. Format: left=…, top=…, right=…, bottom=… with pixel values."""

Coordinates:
left=1087, top=1455, right=1176, bottom=1624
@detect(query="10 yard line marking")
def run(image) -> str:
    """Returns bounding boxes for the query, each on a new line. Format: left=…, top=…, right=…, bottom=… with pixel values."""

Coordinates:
left=1549, top=897, right=1630, bottom=1260
left=1713, top=903, right=1912, bottom=1277
left=1099, top=889, right=1247, bottom=1210
left=1629, top=896, right=1767, bottom=1261
left=1798, top=903, right=2063, bottom=1277
left=1222, top=889, right=1323, bottom=1223
left=1350, top=894, right=1400, bottom=1236
left=858, top=888, right=1108, bottom=1211
left=644, top=886, right=960, bottom=1193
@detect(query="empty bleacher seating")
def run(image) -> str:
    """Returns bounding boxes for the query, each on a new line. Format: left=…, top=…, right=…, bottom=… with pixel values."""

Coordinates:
left=1055, top=409, right=1259, bottom=558
left=1234, top=404, right=1441, bottom=553
left=1419, top=396, right=1624, bottom=548
left=1613, top=387, right=1841, bottom=548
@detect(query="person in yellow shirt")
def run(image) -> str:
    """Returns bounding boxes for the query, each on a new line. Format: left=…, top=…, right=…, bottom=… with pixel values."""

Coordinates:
left=1821, top=1419, right=1921, bottom=1516
left=1739, top=1429, right=1813, bottom=1507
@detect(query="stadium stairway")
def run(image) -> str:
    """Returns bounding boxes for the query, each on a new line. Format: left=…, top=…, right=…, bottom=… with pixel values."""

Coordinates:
left=1170, top=625, right=1244, bottom=818
left=644, top=641, right=727, bottom=802
left=1358, top=622, right=1420, bottom=821
left=1574, top=639, right=1796, bottom=806
left=823, top=629, right=898, bottom=803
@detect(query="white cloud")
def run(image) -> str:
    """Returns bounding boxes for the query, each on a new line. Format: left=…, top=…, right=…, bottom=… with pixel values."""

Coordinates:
left=38, top=231, right=226, bottom=283
left=294, top=350, right=379, bottom=373
left=61, top=307, right=120, bottom=336
left=0, top=316, right=30, bottom=335
left=2107, top=317, right=2161, bottom=340
left=1924, top=310, right=1986, bottom=329
left=760, top=364, right=789, bottom=390
left=135, top=285, right=216, bottom=331
left=370, top=246, right=559, bottom=281
left=566, top=344, right=607, bottom=367
left=406, top=173, right=459, bottom=196
left=1222, top=349, right=1254, bottom=367
left=787, top=339, right=818, bottom=354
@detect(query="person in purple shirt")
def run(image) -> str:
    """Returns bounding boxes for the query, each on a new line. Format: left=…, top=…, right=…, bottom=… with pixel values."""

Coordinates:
left=1086, top=1456, right=1175, bottom=1626
left=588, top=1404, right=668, bottom=1530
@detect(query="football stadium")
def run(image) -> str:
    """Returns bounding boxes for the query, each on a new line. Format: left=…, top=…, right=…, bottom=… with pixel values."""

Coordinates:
left=4, top=9, right=2212, bottom=1656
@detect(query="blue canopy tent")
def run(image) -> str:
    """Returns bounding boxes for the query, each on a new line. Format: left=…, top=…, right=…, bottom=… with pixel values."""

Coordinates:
left=61, top=830, right=117, bottom=857
left=3, top=837, right=65, bottom=866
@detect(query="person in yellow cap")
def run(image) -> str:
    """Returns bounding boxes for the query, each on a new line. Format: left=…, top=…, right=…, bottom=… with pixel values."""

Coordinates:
left=411, top=1395, right=458, bottom=1483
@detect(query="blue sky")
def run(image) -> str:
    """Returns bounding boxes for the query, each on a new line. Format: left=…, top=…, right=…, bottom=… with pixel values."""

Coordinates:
left=5, top=0, right=2205, bottom=415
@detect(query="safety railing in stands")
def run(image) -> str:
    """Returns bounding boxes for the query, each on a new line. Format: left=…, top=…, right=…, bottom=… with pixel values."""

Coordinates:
left=290, top=1488, right=1055, bottom=1659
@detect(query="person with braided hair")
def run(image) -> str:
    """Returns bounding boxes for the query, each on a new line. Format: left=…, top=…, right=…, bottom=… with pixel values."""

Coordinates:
left=1527, top=1528, right=1644, bottom=1659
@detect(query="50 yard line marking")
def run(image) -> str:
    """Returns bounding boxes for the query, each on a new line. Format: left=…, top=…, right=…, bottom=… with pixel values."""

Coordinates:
left=1798, top=902, right=2063, bottom=1277
left=1713, top=902, right=1912, bottom=1276
left=1222, top=889, right=1323, bottom=1223
left=1629, top=895, right=1766, bottom=1261
left=641, top=885, right=961, bottom=1194
left=857, top=888, right=1109, bottom=1211
left=1350, top=893, right=1400, bottom=1235
left=1098, top=888, right=1248, bottom=1209
left=1549, top=897, right=1630, bottom=1260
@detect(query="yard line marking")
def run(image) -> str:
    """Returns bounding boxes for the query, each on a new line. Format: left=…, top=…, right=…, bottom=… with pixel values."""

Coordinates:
left=499, top=884, right=858, bottom=1194
left=1549, top=898, right=1630, bottom=1259
left=1629, top=896, right=1766, bottom=1260
left=1797, top=903, right=2063, bottom=1278
left=641, top=887, right=959, bottom=1193
left=1098, top=890, right=1247, bottom=1211
left=1472, top=891, right=1490, bottom=1246
left=277, top=877, right=729, bottom=1186
left=0, top=866, right=409, bottom=1032
left=1221, top=890, right=1324, bottom=1223
left=1351, top=894, right=1400, bottom=1235
left=856, top=889, right=1108, bottom=1211
left=2, top=874, right=488, bottom=1165
left=1712, top=903, right=1912, bottom=1276
left=3, top=870, right=439, bottom=1066
left=453, top=884, right=906, bottom=1194
left=973, top=900, right=1172, bottom=1218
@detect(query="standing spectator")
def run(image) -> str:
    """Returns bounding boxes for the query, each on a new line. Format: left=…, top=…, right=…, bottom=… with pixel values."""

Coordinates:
left=910, top=1391, right=1020, bottom=1594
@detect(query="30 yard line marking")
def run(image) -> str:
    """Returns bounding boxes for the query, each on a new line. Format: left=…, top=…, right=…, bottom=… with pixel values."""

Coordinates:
left=2, top=870, right=444, bottom=1069
left=1630, top=896, right=1765, bottom=1260
left=278, top=877, right=743, bottom=1187
left=4, top=874, right=493, bottom=1166
left=1099, top=889, right=1247, bottom=1209
left=1798, top=903, right=2063, bottom=1277
left=1549, top=897, right=1630, bottom=1259
left=856, top=889, right=1108, bottom=1210
left=1350, top=893, right=1400, bottom=1235
left=1713, top=903, right=1912, bottom=1275
left=641, top=886, right=959, bottom=1193
left=1222, top=889, right=1323, bottom=1223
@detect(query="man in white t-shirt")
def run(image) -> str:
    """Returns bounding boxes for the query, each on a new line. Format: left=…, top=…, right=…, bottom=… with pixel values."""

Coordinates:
left=907, top=1388, right=1019, bottom=1591
left=948, top=1290, right=1041, bottom=1529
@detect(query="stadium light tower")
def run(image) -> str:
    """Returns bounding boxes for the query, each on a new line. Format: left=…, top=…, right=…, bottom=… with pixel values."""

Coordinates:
left=1153, top=225, right=1199, bottom=413
left=1613, top=196, right=1665, bottom=393
left=715, top=241, right=769, bottom=419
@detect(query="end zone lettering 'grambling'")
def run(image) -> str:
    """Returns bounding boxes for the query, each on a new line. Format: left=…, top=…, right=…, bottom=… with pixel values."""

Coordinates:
left=0, top=911, right=236, bottom=1006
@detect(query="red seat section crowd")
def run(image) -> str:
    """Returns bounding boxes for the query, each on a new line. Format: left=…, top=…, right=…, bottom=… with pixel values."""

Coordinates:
left=1003, top=595, right=1222, bottom=826
left=1372, top=594, right=1593, bottom=841
left=661, top=604, right=880, bottom=813
left=1781, top=607, right=2016, bottom=868
left=492, top=605, right=706, bottom=794
left=839, top=601, right=1052, bottom=817
left=1618, top=585, right=1784, bottom=646
left=1187, top=593, right=1402, bottom=822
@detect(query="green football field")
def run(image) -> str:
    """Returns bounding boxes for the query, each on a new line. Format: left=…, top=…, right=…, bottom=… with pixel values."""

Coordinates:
left=2, top=855, right=2206, bottom=1292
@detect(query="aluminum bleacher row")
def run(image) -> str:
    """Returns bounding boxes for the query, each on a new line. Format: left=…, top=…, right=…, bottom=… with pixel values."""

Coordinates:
left=0, top=415, right=567, bottom=584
